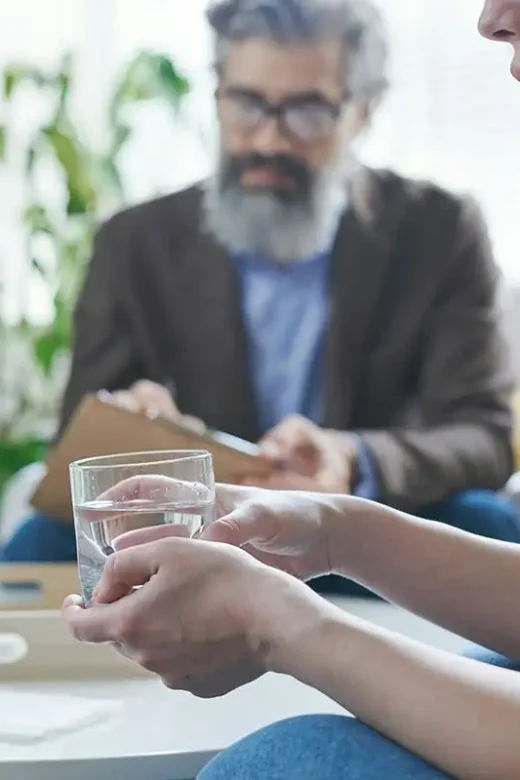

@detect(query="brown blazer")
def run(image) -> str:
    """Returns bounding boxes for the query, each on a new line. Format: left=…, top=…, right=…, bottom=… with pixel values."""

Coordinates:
left=60, top=168, right=514, bottom=511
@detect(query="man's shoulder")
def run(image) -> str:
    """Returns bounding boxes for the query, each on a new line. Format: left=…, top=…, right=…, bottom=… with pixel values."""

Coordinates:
left=359, top=169, right=493, bottom=278
left=363, top=167, right=470, bottom=218
left=99, top=183, right=204, bottom=242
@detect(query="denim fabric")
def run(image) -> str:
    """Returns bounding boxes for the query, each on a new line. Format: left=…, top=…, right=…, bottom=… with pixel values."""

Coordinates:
left=198, top=651, right=518, bottom=780
left=198, top=714, right=451, bottom=780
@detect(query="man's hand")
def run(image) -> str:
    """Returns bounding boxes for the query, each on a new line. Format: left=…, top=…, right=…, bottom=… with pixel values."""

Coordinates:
left=98, top=380, right=206, bottom=433
left=250, top=415, right=355, bottom=493
left=62, top=537, right=328, bottom=698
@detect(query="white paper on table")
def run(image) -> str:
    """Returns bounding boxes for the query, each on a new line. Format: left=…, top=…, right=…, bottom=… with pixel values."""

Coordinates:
left=0, top=692, right=121, bottom=743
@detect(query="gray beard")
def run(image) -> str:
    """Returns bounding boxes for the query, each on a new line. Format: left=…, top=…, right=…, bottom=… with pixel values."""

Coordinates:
left=203, top=152, right=358, bottom=263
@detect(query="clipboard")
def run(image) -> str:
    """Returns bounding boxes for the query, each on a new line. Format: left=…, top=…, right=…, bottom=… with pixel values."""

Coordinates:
left=31, top=395, right=273, bottom=523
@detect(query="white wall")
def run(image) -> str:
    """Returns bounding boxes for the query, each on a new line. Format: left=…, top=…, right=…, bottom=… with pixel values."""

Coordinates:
left=363, top=0, right=520, bottom=284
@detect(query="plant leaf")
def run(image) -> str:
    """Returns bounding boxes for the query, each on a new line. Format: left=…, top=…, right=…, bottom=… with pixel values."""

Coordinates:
left=31, top=257, right=47, bottom=277
left=101, top=158, right=125, bottom=200
left=42, top=124, right=97, bottom=215
left=58, top=241, right=88, bottom=304
left=109, top=52, right=190, bottom=121
left=4, top=64, right=27, bottom=99
left=0, top=125, right=5, bottom=161
left=25, top=141, right=42, bottom=175
left=111, top=123, right=131, bottom=157
left=156, top=55, right=190, bottom=103
left=0, top=441, right=48, bottom=487
left=34, top=329, right=68, bottom=375
left=111, top=53, right=155, bottom=108
left=24, top=204, right=54, bottom=235
left=59, top=52, right=74, bottom=80
left=3, top=63, right=49, bottom=100
left=54, top=53, right=74, bottom=120
left=34, top=294, right=71, bottom=375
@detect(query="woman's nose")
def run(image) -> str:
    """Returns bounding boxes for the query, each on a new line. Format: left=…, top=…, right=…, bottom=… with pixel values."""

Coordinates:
left=478, top=0, right=520, bottom=42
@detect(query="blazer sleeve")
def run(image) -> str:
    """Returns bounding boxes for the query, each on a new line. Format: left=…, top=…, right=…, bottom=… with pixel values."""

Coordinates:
left=358, top=198, right=515, bottom=511
left=57, top=217, right=143, bottom=438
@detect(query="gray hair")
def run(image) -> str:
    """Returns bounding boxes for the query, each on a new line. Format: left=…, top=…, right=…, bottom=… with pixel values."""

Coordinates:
left=207, top=0, right=389, bottom=103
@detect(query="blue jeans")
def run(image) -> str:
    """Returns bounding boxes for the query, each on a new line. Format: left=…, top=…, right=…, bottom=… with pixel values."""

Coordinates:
left=198, top=652, right=520, bottom=779
left=1, top=490, right=519, bottom=565
left=0, top=514, right=77, bottom=563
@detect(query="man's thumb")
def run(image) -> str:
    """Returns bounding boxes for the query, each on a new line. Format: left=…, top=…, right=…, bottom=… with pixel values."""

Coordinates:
left=258, top=439, right=283, bottom=461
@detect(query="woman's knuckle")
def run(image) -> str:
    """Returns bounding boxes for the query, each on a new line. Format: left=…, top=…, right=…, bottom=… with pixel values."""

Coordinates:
left=102, top=553, right=118, bottom=578
left=71, top=623, right=86, bottom=642
left=162, top=673, right=185, bottom=691
left=247, top=499, right=266, bottom=518
left=113, top=614, right=140, bottom=644
left=135, top=650, right=157, bottom=670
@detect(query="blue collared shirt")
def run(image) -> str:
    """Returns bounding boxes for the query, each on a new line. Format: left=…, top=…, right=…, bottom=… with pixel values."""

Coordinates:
left=234, top=250, right=377, bottom=499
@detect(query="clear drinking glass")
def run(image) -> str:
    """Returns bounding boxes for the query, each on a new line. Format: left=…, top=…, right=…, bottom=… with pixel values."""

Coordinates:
left=70, top=450, right=215, bottom=605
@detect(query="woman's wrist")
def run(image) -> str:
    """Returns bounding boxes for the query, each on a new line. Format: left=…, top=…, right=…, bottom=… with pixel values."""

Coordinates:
left=262, top=591, right=366, bottom=687
left=250, top=573, right=340, bottom=677
left=321, top=494, right=365, bottom=576
left=323, top=495, right=398, bottom=580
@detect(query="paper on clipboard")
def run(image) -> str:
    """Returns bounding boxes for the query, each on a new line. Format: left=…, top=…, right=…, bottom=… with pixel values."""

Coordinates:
left=31, top=395, right=273, bottom=523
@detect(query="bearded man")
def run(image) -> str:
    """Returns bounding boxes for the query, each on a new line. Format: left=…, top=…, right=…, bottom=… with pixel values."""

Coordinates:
left=5, top=0, right=518, bottom=576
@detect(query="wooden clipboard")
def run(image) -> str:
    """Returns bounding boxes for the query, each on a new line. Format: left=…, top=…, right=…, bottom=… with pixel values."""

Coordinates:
left=31, top=395, right=272, bottom=523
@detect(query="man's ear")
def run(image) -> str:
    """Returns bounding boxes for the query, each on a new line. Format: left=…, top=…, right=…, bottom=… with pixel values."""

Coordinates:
left=342, top=101, right=374, bottom=142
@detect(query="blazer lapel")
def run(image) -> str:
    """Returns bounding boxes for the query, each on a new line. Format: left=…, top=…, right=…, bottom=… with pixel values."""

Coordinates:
left=323, top=169, right=397, bottom=429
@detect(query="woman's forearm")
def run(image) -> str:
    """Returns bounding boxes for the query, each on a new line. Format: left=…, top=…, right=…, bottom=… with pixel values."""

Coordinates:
left=271, top=607, right=520, bottom=780
left=327, top=496, right=520, bottom=657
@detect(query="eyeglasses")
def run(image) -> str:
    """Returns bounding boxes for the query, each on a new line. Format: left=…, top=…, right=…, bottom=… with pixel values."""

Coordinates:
left=217, top=89, right=348, bottom=145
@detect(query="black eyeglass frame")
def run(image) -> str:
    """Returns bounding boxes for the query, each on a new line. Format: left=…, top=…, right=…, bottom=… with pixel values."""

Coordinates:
left=216, top=87, right=351, bottom=144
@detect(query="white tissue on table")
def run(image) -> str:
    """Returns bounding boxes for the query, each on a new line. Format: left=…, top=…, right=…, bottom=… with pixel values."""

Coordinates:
left=0, top=691, right=121, bottom=743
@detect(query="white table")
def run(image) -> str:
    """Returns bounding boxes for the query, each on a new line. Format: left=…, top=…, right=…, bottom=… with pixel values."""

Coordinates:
left=0, top=673, right=345, bottom=780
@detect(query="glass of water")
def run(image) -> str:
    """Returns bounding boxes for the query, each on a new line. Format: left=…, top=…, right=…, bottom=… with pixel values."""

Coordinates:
left=70, top=450, right=215, bottom=605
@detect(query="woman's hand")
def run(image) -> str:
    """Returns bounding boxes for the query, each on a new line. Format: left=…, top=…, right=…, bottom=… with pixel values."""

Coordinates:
left=202, top=485, right=344, bottom=581
left=63, top=536, right=331, bottom=698
left=109, top=479, right=349, bottom=582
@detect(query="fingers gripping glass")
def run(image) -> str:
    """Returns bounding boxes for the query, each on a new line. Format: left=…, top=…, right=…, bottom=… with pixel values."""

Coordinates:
left=217, top=89, right=348, bottom=145
left=70, top=450, right=215, bottom=605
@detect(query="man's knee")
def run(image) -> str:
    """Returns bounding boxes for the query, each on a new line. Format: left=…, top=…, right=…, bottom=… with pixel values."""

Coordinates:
left=465, top=647, right=520, bottom=671
left=1, top=514, right=76, bottom=563
left=421, top=490, right=520, bottom=543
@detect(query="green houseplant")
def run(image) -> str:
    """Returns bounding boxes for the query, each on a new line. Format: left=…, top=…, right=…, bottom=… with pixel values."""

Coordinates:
left=0, top=52, right=190, bottom=491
